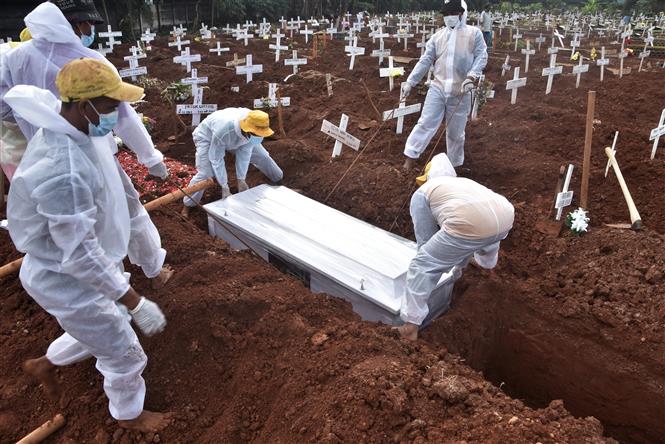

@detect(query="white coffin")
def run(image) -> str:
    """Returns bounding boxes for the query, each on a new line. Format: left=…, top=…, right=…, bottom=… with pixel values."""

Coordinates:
left=204, top=185, right=460, bottom=326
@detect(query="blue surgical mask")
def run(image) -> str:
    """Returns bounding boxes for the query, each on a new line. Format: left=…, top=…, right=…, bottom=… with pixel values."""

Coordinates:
left=80, top=25, right=95, bottom=47
left=85, top=101, right=118, bottom=137
left=248, top=135, right=263, bottom=145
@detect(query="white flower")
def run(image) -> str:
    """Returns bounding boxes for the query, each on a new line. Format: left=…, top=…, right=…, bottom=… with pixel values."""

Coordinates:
left=571, top=217, right=589, bottom=232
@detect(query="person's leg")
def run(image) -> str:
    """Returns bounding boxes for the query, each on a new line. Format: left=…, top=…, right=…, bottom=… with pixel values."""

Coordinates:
left=183, top=137, right=214, bottom=208
left=444, top=93, right=472, bottom=167
left=473, top=230, right=510, bottom=269
left=118, top=163, right=168, bottom=282
left=249, top=144, right=283, bottom=183
left=404, top=86, right=446, bottom=162
left=409, top=191, right=439, bottom=248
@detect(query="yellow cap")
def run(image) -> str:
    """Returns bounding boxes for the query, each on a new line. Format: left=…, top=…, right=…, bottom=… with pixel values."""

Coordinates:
left=56, top=58, right=144, bottom=103
left=19, top=28, right=32, bottom=42
left=240, top=110, right=274, bottom=137
left=415, top=161, right=432, bottom=186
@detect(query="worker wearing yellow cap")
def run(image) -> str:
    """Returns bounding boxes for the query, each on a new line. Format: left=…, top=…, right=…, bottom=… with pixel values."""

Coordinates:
left=4, top=58, right=173, bottom=433
left=397, top=153, right=514, bottom=341
left=181, top=107, right=283, bottom=217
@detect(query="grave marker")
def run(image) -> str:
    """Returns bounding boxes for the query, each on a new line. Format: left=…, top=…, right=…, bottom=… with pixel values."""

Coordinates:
left=120, top=46, right=147, bottom=81
left=326, top=73, right=333, bottom=96
left=236, top=54, right=263, bottom=83
left=168, top=35, right=190, bottom=52
left=299, top=25, right=314, bottom=44
left=321, top=114, right=361, bottom=157
left=572, top=55, right=589, bottom=88
left=225, top=53, right=246, bottom=68
left=269, top=31, right=288, bottom=62
left=417, top=33, right=427, bottom=56
left=173, top=47, right=201, bottom=73
left=254, top=83, right=290, bottom=108
left=345, top=37, right=365, bottom=70
left=209, top=41, right=230, bottom=56
left=541, top=53, right=563, bottom=94
left=99, top=25, right=122, bottom=51
left=513, top=27, right=523, bottom=51
left=501, top=55, right=511, bottom=77
left=596, top=46, right=609, bottom=81
left=177, top=68, right=216, bottom=126
left=284, top=50, right=308, bottom=75
left=555, top=164, right=574, bottom=220
left=649, top=109, right=665, bottom=160
left=379, top=56, right=404, bottom=92
left=383, top=98, right=421, bottom=134
left=535, top=33, right=546, bottom=51
left=638, top=42, right=650, bottom=72
left=236, top=28, right=254, bottom=46
left=521, top=40, right=535, bottom=73
left=505, top=66, right=526, bottom=104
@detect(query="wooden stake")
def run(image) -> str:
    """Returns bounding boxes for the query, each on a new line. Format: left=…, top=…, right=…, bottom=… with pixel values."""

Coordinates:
left=17, top=414, right=65, bottom=444
left=604, top=147, right=642, bottom=230
left=580, top=90, right=596, bottom=209
left=0, top=167, right=5, bottom=210
left=276, top=89, right=287, bottom=137
left=549, top=164, right=566, bottom=218
left=0, top=256, right=22, bottom=279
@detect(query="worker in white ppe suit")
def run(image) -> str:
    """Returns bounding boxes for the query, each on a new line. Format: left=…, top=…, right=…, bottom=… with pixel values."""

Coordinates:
left=5, top=58, right=173, bottom=433
left=397, top=153, right=514, bottom=340
left=0, top=29, right=31, bottom=181
left=181, top=108, right=283, bottom=217
left=401, top=0, right=487, bottom=169
left=0, top=1, right=172, bottom=287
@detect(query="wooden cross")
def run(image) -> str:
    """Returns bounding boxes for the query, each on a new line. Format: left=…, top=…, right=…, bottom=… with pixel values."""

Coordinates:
left=173, top=47, right=201, bottom=73
left=95, top=43, right=111, bottom=56
left=321, top=114, right=361, bottom=157
left=650, top=109, right=665, bottom=160
left=141, top=29, right=156, bottom=50
left=209, top=41, right=230, bottom=56
left=541, top=53, right=562, bottom=95
left=120, top=45, right=147, bottom=81
left=99, top=25, right=122, bottom=51
left=572, top=55, right=589, bottom=88
left=596, top=46, right=609, bottom=81
left=168, top=35, right=190, bottom=52
left=254, top=83, right=290, bottom=108
left=513, top=27, right=523, bottom=51
left=284, top=50, right=307, bottom=75
left=398, top=29, right=414, bottom=51
left=299, top=25, right=314, bottom=44
left=638, top=41, right=650, bottom=72
left=371, top=38, right=390, bottom=65
left=535, top=33, right=546, bottom=51
left=521, top=40, right=535, bottom=73
left=176, top=69, right=216, bottom=127
left=501, top=55, right=511, bottom=77
left=505, top=66, right=526, bottom=105
left=269, top=32, right=288, bottom=62
left=417, top=33, right=427, bottom=56
left=325, top=73, right=333, bottom=97
left=345, top=36, right=365, bottom=71
left=236, top=28, right=254, bottom=46
left=382, top=96, right=421, bottom=134
left=235, top=54, right=263, bottom=83
left=225, top=53, right=246, bottom=68
left=555, top=164, right=574, bottom=220
left=570, top=33, right=581, bottom=56
left=379, top=56, right=404, bottom=92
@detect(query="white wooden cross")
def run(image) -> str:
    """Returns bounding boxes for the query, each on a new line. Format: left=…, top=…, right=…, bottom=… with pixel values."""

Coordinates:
left=572, top=54, right=589, bottom=88
left=254, top=83, right=290, bottom=109
left=236, top=54, right=263, bottom=83
left=140, top=29, right=156, bottom=50
left=177, top=68, right=216, bottom=126
left=371, top=37, right=390, bottom=65
left=398, top=29, right=414, bottom=51
left=173, top=47, right=200, bottom=73
left=501, top=55, right=511, bottom=77
left=321, top=114, right=361, bottom=157
left=236, top=28, right=254, bottom=46
left=619, top=27, right=631, bottom=78
left=649, top=109, right=665, bottom=160
left=299, top=25, right=314, bottom=44
left=521, top=40, right=535, bottom=73
left=542, top=53, right=562, bottom=95
left=96, top=43, right=111, bottom=56
left=547, top=36, right=559, bottom=55
left=570, top=33, right=581, bottom=56
left=535, top=33, right=546, bottom=51
left=209, top=41, right=230, bottom=56
left=99, top=25, right=122, bottom=51
left=417, top=33, right=427, bottom=56
left=382, top=94, right=421, bottom=134
left=326, top=73, right=333, bottom=96
left=120, top=46, right=147, bottom=81
left=379, top=56, right=404, bottom=92
left=596, top=46, right=609, bottom=81
left=604, top=131, right=619, bottom=177
left=168, top=35, right=190, bottom=52
left=553, top=29, right=565, bottom=48
left=284, top=50, right=307, bottom=75
left=225, top=53, right=245, bottom=68
left=513, top=27, right=523, bottom=51
left=555, top=164, right=574, bottom=220
left=638, top=41, right=650, bottom=72
left=345, top=37, right=365, bottom=71
left=505, top=66, right=526, bottom=105
left=269, top=31, right=288, bottom=62
left=325, top=26, right=336, bottom=38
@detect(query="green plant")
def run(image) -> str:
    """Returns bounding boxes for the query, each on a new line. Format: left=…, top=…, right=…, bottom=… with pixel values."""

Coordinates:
left=160, top=82, right=192, bottom=104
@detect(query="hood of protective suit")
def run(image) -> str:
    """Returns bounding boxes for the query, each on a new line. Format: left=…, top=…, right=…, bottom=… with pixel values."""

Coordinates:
left=4, top=85, right=87, bottom=144
left=416, top=153, right=457, bottom=185
left=25, top=2, right=82, bottom=45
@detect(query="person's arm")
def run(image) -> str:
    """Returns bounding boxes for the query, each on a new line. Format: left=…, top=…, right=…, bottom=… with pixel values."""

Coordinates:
left=467, top=29, right=488, bottom=79
left=114, top=102, right=164, bottom=168
left=234, top=143, right=253, bottom=181
left=406, top=33, right=438, bottom=86
left=33, top=172, right=129, bottom=300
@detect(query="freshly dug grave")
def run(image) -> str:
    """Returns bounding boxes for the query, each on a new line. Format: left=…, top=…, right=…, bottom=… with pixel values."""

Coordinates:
left=1, top=27, right=664, bottom=443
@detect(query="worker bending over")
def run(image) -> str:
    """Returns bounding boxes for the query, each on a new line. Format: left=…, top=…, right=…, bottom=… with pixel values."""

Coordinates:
left=181, top=108, right=283, bottom=216
left=397, top=154, right=514, bottom=340
left=401, top=0, right=487, bottom=169
left=0, top=1, right=172, bottom=287
left=5, top=58, right=173, bottom=432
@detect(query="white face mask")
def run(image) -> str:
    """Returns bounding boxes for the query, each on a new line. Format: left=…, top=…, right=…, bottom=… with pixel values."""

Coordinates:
left=444, top=15, right=460, bottom=28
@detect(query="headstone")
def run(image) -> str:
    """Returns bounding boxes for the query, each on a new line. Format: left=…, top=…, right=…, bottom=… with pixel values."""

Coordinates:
left=505, top=66, right=527, bottom=104
left=284, top=50, right=307, bottom=75
left=541, top=53, right=563, bottom=94
left=236, top=54, right=263, bottom=83
left=379, top=56, right=404, bottom=92
left=254, top=83, right=290, bottom=108
left=321, top=114, right=361, bottom=157
left=176, top=68, right=217, bottom=126
left=650, top=109, right=665, bottom=160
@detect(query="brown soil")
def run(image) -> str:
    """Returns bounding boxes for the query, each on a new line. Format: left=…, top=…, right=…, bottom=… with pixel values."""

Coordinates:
left=1, top=28, right=664, bottom=443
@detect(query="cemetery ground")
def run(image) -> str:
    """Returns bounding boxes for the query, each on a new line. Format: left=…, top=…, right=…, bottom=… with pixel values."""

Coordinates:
left=1, top=30, right=665, bottom=444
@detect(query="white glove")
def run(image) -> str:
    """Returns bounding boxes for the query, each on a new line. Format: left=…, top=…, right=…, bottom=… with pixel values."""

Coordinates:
left=147, top=161, right=169, bottom=180
left=129, top=297, right=166, bottom=337
left=221, top=184, right=232, bottom=199
left=401, top=82, right=412, bottom=99
left=461, top=77, right=476, bottom=94
left=237, top=179, right=249, bottom=192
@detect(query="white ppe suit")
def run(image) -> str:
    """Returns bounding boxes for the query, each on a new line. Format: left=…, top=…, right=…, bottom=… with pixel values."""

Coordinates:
left=183, top=107, right=283, bottom=207
left=4, top=85, right=148, bottom=420
left=0, top=42, right=28, bottom=181
left=0, top=2, right=166, bottom=278
left=404, top=6, right=487, bottom=167
left=400, top=154, right=514, bottom=325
